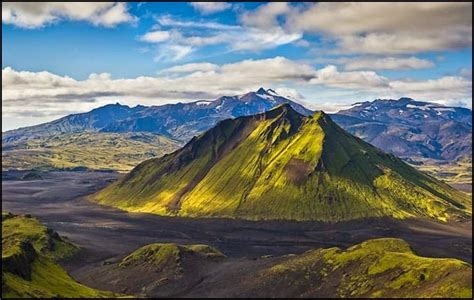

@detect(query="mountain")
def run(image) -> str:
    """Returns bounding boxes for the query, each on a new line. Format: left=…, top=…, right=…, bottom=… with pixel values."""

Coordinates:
left=83, top=239, right=472, bottom=298
left=2, top=88, right=312, bottom=144
left=92, top=104, right=470, bottom=222
left=2, top=103, right=143, bottom=144
left=332, top=98, right=472, bottom=161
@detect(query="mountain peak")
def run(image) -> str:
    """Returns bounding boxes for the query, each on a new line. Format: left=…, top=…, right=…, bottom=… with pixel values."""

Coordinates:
left=263, top=103, right=302, bottom=120
left=94, top=98, right=469, bottom=222
left=256, top=87, right=267, bottom=94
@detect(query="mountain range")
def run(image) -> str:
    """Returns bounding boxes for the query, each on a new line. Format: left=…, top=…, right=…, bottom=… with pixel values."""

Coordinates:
left=332, top=98, right=472, bottom=161
left=2, top=89, right=472, bottom=174
left=92, top=104, right=470, bottom=222
left=2, top=88, right=311, bottom=144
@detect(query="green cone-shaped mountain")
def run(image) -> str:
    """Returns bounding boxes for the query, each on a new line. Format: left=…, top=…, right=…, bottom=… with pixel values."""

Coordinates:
left=92, top=104, right=471, bottom=222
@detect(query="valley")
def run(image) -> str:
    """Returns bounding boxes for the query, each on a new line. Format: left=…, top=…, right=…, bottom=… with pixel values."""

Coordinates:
left=2, top=170, right=472, bottom=297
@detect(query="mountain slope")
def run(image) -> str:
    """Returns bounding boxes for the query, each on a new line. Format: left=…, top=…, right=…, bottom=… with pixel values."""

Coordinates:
left=2, top=212, right=116, bottom=298
left=92, top=104, right=470, bottom=222
left=332, top=98, right=472, bottom=161
left=3, top=88, right=312, bottom=144
left=2, top=103, right=143, bottom=144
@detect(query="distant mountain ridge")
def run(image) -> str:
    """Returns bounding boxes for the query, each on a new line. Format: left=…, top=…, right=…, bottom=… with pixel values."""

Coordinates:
left=2, top=88, right=311, bottom=144
left=331, top=97, right=472, bottom=161
left=3, top=93, right=471, bottom=168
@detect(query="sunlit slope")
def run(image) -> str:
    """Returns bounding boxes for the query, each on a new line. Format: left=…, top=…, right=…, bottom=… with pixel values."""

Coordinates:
left=1, top=212, right=115, bottom=298
left=252, top=238, right=472, bottom=298
left=93, top=104, right=471, bottom=222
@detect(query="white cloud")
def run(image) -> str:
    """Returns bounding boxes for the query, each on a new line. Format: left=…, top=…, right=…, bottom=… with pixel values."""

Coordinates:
left=190, top=2, right=231, bottom=15
left=139, top=30, right=171, bottom=43
left=274, top=87, right=305, bottom=100
left=336, top=31, right=471, bottom=54
left=389, top=76, right=472, bottom=105
left=240, top=2, right=291, bottom=29
left=160, top=63, right=219, bottom=74
left=2, top=2, right=136, bottom=28
left=282, top=2, right=472, bottom=54
left=3, top=57, right=471, bottom=127
left=142, top=16, right=302, bottom=61
left=157, top=15, right=239, bottom=30
left=343, top=56, right=434, bottom=71
left=154, top=44, right=195, bottom=62
left=310, top=65, right=389, bottom=89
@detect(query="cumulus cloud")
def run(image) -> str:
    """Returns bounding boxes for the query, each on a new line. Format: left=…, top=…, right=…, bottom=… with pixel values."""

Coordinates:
left=240, top=2, right=292, bottom=29
left=389, top=76, right=472, bottom=105
left=280, top=2, right=472, bottom=54
left=342, top=56, right=434, bottom=71
left=139, top=30, right=171, bottom=43
left=4, top=56, right=471, bottom=126
left=310, top=65, right=389, bottom=89
left=2, top=2, right=136, bottom=28
left=190, top=2, right=232, bottom=15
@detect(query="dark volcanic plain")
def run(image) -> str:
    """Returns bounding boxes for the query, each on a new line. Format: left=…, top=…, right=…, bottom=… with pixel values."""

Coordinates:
left=2, top=170, right=472, bottom=296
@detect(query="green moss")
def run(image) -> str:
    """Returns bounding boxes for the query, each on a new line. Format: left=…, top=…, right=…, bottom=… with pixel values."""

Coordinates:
left=120, top=243, right=225, bottom=268
left=120, top=243, right=181, bottom=268
left=92, top=105, right=470, bottom=222
left=257, top=238, right=472, bottom=298
left=2, top=212, right=119, bottom=298
left=2, top=256, right=115, bottom=298
left=2, top=213, right=78, bottom=261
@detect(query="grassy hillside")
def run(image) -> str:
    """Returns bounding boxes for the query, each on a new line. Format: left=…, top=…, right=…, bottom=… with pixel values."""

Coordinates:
left=95, top=239, right=472, bottom=298
left=93, top=104, right=470, bottom=222
left=2, top=132, right=181, bottom=172
left=1, top=212, right=116, bottom=298
left=249, top=238, right=472, bottom=298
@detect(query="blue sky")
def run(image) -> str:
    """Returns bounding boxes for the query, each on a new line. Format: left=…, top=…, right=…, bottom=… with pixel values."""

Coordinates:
left=2, top=2, right=472, bottom=130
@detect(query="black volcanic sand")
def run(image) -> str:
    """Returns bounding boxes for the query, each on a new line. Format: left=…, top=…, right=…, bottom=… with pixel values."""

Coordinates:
left=2, top=170, right=472, bottom=296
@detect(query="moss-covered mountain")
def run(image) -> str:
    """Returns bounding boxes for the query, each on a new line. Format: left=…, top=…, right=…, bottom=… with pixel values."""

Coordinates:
left=93, top=104, right=471, bottom=222
left=89, top=239, right=472, bottom=298
left=1, top=212, right=116, bottom=298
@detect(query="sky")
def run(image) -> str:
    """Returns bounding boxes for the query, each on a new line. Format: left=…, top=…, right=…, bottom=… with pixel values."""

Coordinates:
left=2, top=2, right=472, bottom=131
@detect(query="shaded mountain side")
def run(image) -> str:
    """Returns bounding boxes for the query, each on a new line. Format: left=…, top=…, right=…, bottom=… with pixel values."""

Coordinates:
left=333, top=97, right=472, bottom=161
left=1, top=212, right=117, bottom=298
left=92, top=104, right=470, bottom=222
left=87, top=239, right=472, bottom=298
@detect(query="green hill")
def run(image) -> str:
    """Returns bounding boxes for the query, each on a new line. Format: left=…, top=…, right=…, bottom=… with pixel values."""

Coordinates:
left=2, top=132, right=181, bottom=172
left=1, top=212, right=116, bottom=298
left=249, top=238, right=472, bottom=298
left=93, top=239, right=472, bottom=298
left=92, top=104, right=471, bottom=222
